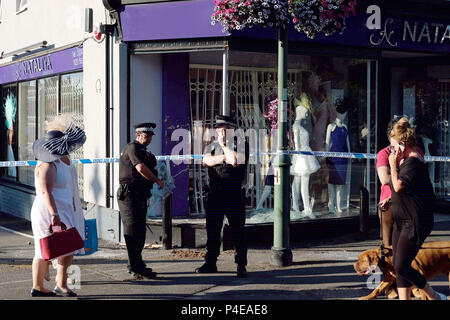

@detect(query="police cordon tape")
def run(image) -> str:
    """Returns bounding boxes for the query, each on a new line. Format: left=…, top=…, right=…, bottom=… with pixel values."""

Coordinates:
left=1, top=150, right=449, bottom=167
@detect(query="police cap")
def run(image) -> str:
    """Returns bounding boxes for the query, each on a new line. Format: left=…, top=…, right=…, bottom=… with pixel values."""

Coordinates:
left=214, top=115, right=236, bottom=128
left=134, top=122, right=156, bottom=135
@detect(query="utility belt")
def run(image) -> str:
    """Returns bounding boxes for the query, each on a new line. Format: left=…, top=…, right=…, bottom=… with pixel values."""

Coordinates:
left=117, top=183, right=151, bottom=201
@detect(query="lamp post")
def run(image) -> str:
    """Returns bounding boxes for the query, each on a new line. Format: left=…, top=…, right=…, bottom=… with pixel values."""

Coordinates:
left=270, top=25, right=292, bottom=267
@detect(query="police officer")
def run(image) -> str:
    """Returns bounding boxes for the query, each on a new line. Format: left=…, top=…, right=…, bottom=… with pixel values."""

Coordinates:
left=117, top=122, right=164, bottom=280
left=195, top=115, right=249, bottom=278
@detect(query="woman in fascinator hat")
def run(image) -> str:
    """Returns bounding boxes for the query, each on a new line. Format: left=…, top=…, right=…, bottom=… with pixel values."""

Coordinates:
left=30, top=114, right=86, bottom=297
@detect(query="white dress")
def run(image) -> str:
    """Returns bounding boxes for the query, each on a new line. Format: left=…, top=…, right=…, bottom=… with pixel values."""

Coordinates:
left=291, top=105, right=320, bottom=176
left=31, top=160, right=85, bottom=259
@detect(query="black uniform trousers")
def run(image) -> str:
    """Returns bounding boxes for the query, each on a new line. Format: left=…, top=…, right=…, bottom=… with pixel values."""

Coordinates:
left=205, top=194, right=247, bottom=266
left=117, top=194, right=148, bottom=272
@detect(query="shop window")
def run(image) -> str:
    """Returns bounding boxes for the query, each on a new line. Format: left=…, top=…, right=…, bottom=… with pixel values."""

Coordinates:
left=396, top=66, right=450, bottom=199
left=16, top=0, right=27, bottom=14
left=38, top=76, right=59, bottom=138
left=188, top=51, right=378, bottom=221
left=1, top=85, right=18, bottom=180
left=61, top=72, right=84, bottom=198
left=1, top=72, right=84, bottom=195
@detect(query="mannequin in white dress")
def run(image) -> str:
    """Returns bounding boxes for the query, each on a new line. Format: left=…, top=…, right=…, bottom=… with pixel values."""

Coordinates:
left=325, top=110, right=351, bottom=215
left=291, top=95, right=320, bottom=218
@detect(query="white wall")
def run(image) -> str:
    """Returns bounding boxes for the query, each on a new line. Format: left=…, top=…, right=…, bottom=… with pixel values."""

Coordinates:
left=129, top=54, right=163, bottom=216
left=0, top=0, right=106, bottom=62
left=111, top=42, right=129, bottom=211
left=82, top=36, right=107, bottom=207
left=129, top=54, right=163, bottom=155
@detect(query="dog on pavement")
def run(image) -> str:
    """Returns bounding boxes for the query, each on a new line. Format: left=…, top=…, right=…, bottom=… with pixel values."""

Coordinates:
left=354, top=241, right=450, bottom=300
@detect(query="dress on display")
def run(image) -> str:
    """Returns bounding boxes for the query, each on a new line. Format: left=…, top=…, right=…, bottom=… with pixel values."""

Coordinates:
left=328, top=126, right=349, bottom=185
left=291, top=106, right=320, bottom=176
left=31, top=160, right=85, bottom=259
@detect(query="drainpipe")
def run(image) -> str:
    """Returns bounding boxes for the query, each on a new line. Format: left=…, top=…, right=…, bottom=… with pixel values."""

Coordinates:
left=103, top=0, right=123, bottom=210
left=222, top=46, right=229, bottom=116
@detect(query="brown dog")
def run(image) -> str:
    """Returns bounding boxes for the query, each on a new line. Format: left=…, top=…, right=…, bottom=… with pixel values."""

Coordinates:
left=354, top=241, right=450, bottom=300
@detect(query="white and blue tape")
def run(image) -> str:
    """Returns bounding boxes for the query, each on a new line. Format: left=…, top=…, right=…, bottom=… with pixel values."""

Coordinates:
left=1, top=150, right=449, bottom=168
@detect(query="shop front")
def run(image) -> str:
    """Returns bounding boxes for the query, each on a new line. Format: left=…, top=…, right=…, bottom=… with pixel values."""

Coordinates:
left=113, top=0, right=450, bottom=230
left=0, top=45, right=84, bottom=219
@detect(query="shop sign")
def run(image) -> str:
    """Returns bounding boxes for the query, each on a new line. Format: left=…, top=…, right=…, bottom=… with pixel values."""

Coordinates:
left=366, top=4, right=450, bottom=49
left=0, top=46, right=83, bottom=85
left=15, top=55, right=53, bottom=80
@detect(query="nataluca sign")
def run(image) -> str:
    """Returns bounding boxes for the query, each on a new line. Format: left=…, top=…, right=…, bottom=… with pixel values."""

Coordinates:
left=16, top=55, right=53, bottom=80
left=0, top=46, right=83, bottom=85
left=366, top=4, right=450, bottom=49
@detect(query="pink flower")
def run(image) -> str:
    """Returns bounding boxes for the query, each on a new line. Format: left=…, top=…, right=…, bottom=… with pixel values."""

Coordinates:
left=293, top=18, right=298, bottom=23
left=336, top=22, right=341, bottom=28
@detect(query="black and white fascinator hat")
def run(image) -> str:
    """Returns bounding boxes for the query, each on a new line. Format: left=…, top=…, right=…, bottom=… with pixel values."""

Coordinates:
left=32, top=122, right=86, bottom=162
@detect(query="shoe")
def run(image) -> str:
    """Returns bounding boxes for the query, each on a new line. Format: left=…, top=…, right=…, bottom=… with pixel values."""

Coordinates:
left=237, top=265, right=248, bottom=278
left=30, top=289, right=57, bottom=297
left=53, top=286, right=77, bottom=297
left=128, top=267, right=152, bottom=274
left=130, top=268, right=157, bottom=280
left=195, top=263, right=218, bottom=274
left=436, top=292, right=447, bottom=300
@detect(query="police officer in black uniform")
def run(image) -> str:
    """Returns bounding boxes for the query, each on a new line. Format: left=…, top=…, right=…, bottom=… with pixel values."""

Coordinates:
left=195, top=115, right=249, bottom=278
left=117, top=122, right=164, bottom=280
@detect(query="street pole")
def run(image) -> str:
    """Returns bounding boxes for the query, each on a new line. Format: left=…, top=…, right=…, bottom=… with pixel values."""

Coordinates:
left=270, top=25, right=292, bottom=267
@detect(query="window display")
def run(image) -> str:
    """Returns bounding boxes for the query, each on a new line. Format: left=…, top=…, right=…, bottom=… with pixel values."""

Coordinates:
left=188, top=51, right=376, bottom=221
left=0, top=72, right=84, bottom=194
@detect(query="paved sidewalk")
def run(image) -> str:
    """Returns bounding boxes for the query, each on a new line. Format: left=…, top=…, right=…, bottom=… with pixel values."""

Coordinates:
left=0, top=213, right=449, bottom=300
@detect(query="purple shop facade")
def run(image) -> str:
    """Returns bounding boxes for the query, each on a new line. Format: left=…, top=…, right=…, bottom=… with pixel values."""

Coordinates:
left=119, top=0, right=450, bottom=217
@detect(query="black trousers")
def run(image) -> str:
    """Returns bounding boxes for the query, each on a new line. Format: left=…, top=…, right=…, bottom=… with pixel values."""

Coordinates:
left=117, top=195, right=148, bottom=271
left=205, top=212, right=247, bottom=266
left=392, top=225, right=427, bottom=289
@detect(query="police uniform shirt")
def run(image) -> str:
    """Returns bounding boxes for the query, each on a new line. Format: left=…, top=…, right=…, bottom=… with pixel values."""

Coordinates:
left=119, top=141, right=157, bottom=189
left=207, top=139, right=250, bottom=196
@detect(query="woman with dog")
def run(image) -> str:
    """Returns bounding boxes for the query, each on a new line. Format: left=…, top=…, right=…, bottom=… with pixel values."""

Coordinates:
left=388, top=117, right=446, bottom=300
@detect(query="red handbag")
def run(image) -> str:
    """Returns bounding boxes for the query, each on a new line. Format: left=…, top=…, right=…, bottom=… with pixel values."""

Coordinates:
left=39, top=222, right=84, bottom=261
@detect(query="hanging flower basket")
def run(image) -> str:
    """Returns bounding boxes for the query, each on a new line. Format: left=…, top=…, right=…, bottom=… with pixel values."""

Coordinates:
left=289, top=0, right=357, bottom=39
left=212, top=0, right=290, bottom=32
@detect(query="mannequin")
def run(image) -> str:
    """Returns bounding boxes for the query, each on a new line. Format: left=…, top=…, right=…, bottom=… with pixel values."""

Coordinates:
left=325, top=110, right=351, bottom=215
left=422, top=136, right=435, bottom=191
left=291, top=95, right=320, bottom=218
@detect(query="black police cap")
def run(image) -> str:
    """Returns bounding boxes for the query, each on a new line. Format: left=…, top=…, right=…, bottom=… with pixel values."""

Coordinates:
left=134, top=122, right=156, bottom=135
left=214, top=115, right=237, bottom=128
